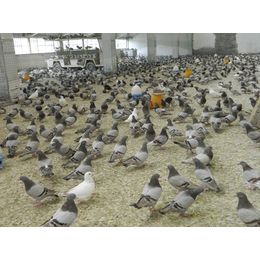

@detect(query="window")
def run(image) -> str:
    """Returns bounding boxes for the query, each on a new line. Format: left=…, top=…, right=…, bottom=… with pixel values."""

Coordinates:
left=14, top=38, right=59, bottom=54
left=13, top=38, right=30, bottom=54
left=83, top=39, right=99, bottom=49
left=116, top=39, right=128, bottom=49
left=63, top=39, right=83, bottom=50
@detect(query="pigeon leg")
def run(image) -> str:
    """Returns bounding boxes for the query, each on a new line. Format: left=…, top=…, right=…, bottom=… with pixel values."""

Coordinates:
left=79, top=201, right=86, bottom=204
left=179, top=213, right=190, bottom=217
left=91, top=193, right=98, bottom=195
left=160, top=147, right=166, bottom=150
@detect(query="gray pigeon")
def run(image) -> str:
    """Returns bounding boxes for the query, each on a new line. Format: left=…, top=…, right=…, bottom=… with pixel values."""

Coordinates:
left=166, top=119, right=183, bottom=139
left=154, top=102, right=172, bottom=118
left=7, top=107, right=18, bottom=118
left=236, top=192, right=260, bottom=227
left=185, top=125, right=197, bottom=139
left=41, top=193, right=78, bottom=227
left=52, top=116, right=67, bottom=133
left=172, top=107, right=189, bottom=123
left=44, top=129, right=64, bottom=154
left=62, top=141, right=88, bottom=167
left=103, top=122, right=119, bottom=144
left=4, top=116, right=23, bottom=133
left=147, top=126, right=168, bottom=150
left=90, top=132, right=105, bottom=157
left=129, top=115, right=142, bottom=136
left=192, top=158, right=221, bottom=192
left=53, top=139, right=75, bottom=158
left=244, top=123, right=260, bottom=147
left=221, top=111, right=237, bottom=125
left=195, top=136, right=206, bottom=155
left=40, top=125, right=55, bottom=141
left=122, top=141, right=148, bottom=167
left=182, top=146, right=213, bottom=165
left=158, top=187, right=204, bottom=216
left=167, top=164, right=199, bottom=193
left=199, top=106, right=211, bottom=124
left=37, top=110, right=46, bottom=122
left=145, top=123, right=156, bottom=142
left=0, top=125, right=19, bottom=147
left=173, top=138, right=198, bottom=153
left=238, top=113, right=258, bottom=133
left=19, top=176, right=58, bottom=207
left=19, top=108, right=34, bottom=120
left=6, top=135, right=19, bottom=158
left=63, top=154, right=94, bottom=181
left=19, top=132, right=40, bottom=157
left=210, top=111, right=225, bottom=132
left=111, top=108, right=128, bottom=122
left=23, top=118, right=37, bottom=135
left=75, top=129, right=92, bottom=150
left=35, top=150, right=54, bottom=177
left=130, top=173, right=162, bottom=210
left=192, top=116, right=210, bottom=135
left=238, top=161, right=260, bottom=190
left=65, top=113, right=77, bottom=127
left=108, top=135, right=128, bottom=163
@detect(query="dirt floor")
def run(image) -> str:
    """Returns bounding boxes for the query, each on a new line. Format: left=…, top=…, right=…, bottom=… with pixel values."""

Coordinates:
left=0, top=55, right=260, bottom=227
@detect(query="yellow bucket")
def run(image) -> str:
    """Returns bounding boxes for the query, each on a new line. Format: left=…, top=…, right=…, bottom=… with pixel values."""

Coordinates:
left=223, top=59, right=229, bottom=64
left=183, top=69, right=192, bottom=78
left=150, top=94, right=163, bottom=108
left=23, top=75, right=30, bottom=82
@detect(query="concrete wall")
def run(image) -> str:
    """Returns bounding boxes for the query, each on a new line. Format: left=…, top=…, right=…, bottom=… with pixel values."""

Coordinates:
left=15, top=52, right=54, bottom=70
left=193, top=33, right=260, bottom=54
left=129, top=33, right=192, bottom=57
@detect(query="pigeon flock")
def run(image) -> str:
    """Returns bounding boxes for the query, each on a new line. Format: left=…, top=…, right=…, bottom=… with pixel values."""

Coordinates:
left=1, top=53, right=260, bottom=227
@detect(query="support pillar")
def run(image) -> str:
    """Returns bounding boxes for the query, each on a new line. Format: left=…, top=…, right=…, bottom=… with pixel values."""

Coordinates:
left=101, top=33, right=117, bottom=73
left=147, top=33, right=156, bottom=63
left=0, top=33, right=20, bottom=99
left=172, top=33, right=179, bottom=58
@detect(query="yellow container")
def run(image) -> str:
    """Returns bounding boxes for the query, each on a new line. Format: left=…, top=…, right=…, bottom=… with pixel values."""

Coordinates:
left=223, top=59, right=229, bottom=64
left=150, top=94, right=163, bottom=108
left=183, top=69, right=192, bottom=78
left=23, top=75, right=30, bottom=82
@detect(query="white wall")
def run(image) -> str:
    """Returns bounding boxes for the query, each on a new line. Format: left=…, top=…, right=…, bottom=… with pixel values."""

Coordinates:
left=129, top=33, right=192, bottom=57
left=15, top=52, right=54, bottom=70
left=193, top=33, right=215, bottom=50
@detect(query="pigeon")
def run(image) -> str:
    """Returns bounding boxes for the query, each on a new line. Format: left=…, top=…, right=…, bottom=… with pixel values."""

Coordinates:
left=139, top=114, right=153, bottom=133
left=19, top=132, right=40, bottom=157
left=35, top=150, right=54, bottom=177
left=19, top=109, right=34, bottom=120
left=6, top=135, right=19, bottom=158
left=64, top=113, right=77, bottom=127
left=4, top=116, right=23, bottom=132
left=111, top=108, right=128, bottom=122
left=243, top=123, right=260, bottom=147
left=166, top=119, right=183, bottom=139
left=172, top=107, right=189, bottom=123
left=59, top=96, right=68, bottom=107
left=238, top=161, right=260, bottom=190
left=122, top=141, right=148, bottom=167
left=28, top=89, right=39, bottom=100
left=158, top=187, right=204, bottom=216
left=41, top=193, right=78, bottom=227
left=147, top=126, right=168, bottom=150
left=37, top=110, right=46, bottom=122
left=19, top=176, right=58, bottom=207
left=59, top=172, right=95, bottom=204
left=44, top=129, right=64, bottom=154
left=7, top=107, right=18, bottom=118
left=195, top=136, right=206, bottom=155
left=129, top=115, right=142, bottom=136
left=39, top=125, right=55, bottom=141
left=54, top=111, right=63, bottom=124
left=210, top=111, right=226, bottom=133
left=154, top=102, right=172, bottom=118
left=62, top=141, right=88, bottom=167
left=182, top=146, right=213, bottom=165
left=196, top=93, right=206, bottom=107
left=142, top=100, right=150, bottom=116
left=75, top=129, right=92, bottom=150
left=236, top=192, right=260, bottom=227
left=53, top=139, right=75, bottom=158
left=221, top=111, right=237, bottom=125
left=90, top=90, right=97, bottom=101
left=52, top=116, right=67, bottom=133
left=0, top=126, right=19, bottom=147
left=192, top=158, right=221, bottom=192
left=23, top=118, right=37, bottom=135
left=173, top=137, right=198, bottom=153
left=124, top=108, right=139, bottom=122
left=90, top=132, right=105, bottom=157
left=167, top=164, right=199, bottom=193
left=185, top=125, right=197, bottom=139
left=192, top=116, right=210, bottom=135
left=130, top=173, right=162, bottom=210
left=145, top=123, right=156, bottom=142
left=103, top=122, right=119, bottom=144
left=238, top=113, right=258, bottom=133
left=100, top=102, right=108, bottom=114
left=63, top=155, right=94, bottom=181
left=108, top=135, right=128, bottom=163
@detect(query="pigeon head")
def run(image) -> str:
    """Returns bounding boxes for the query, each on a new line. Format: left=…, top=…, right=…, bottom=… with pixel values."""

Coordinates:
left=236, top=192, right=254, bottom=210
left=188, top=187, right=204, bottom=199
left=149, top=174, right=161, bottom=188
left=167, top=164, right=180, bottom=177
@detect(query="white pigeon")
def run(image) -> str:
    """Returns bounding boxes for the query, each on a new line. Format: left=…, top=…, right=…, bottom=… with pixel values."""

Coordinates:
left=124, top=108, right=139, bottom=122
left=28, top=89, right=39, bottom=100
left=209, top=88, right=221, bottom=98
left=59, top=96, right=68, bottom=107
left=59, top=172, right=95, bottom=203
